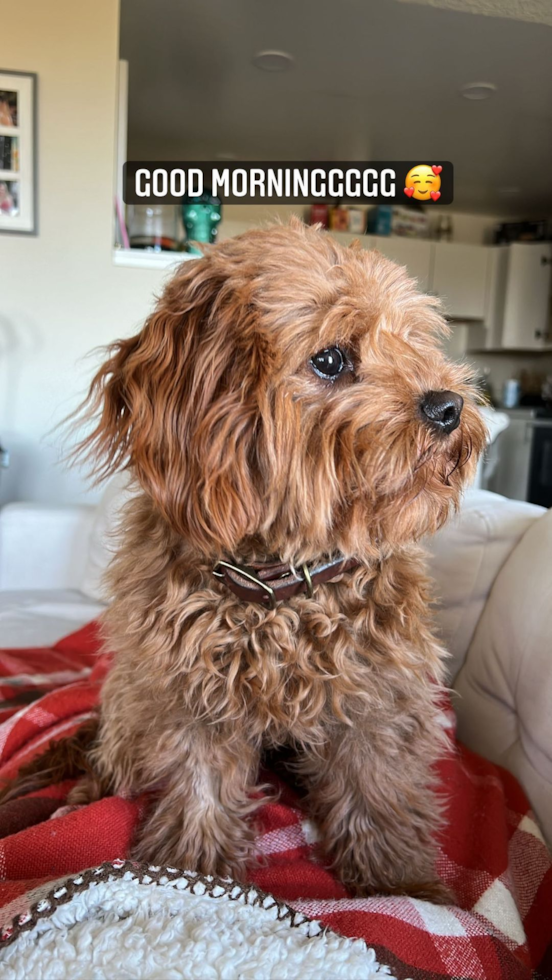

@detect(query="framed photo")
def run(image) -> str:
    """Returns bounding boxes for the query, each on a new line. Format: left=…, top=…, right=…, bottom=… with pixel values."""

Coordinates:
left=0, top=70, right=37, bottom=234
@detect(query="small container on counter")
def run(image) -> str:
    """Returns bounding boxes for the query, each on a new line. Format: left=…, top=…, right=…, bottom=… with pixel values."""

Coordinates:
left=391, top=206, right=429, bottom=239
left=366, top=205, right=393, bottom=236
left=309, top=204, right=329, bottom=228
left=502, top=378, right=521, bottom=409
left=329, top=206, right=349, bottom=232
left=347, top=208, right=365, bottom=234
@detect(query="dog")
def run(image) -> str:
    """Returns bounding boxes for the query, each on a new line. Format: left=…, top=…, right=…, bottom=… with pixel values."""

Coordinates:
left=7, top=220, right=487, bottom=901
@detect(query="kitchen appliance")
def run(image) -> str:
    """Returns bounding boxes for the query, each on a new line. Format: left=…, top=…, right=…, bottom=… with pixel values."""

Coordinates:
left=494, top=220, right=549, bottom=244
left=527, top=409, right=552, bottom=507
left=490, top=407, right=552, bottom=505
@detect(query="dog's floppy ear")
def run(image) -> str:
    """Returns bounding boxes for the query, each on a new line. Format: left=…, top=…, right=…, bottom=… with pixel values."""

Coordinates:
left=75, top=257, right=268, bottom=556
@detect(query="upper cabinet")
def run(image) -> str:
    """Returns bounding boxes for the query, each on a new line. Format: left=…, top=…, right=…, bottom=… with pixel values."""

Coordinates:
left=365, top=236, right=489, bottom=320
left=467, top=242, right=552, bottom=352
left=430, top=242, right=489, bottom=320
left=324, top=231, right=552, bottom=352
left=500, top=243, right=552, bottom=350
left=373, top=237, right=432, bottom=293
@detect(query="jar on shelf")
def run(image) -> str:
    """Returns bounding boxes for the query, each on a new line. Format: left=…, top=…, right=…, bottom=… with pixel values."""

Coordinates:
left=127, top=205, right=180, bottom=251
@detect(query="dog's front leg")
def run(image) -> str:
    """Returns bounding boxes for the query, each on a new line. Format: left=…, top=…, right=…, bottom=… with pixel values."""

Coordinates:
left=67, top=653, right=263, bottom=878
left=130, top=726, right=262, bottom=879
left=299, top=717, right=452, bottom=903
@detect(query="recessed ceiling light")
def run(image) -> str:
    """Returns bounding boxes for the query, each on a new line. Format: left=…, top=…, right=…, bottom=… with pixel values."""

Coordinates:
left=460, top=82, right=497, bottom=101
left=253, top=50, right=294, bottom=72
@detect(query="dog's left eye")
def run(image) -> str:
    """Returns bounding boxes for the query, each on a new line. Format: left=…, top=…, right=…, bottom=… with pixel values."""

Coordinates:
left=310, top=347, right=347, bottom=381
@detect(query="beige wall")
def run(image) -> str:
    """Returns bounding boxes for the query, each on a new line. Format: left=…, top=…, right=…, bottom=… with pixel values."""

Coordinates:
left=0, top=0, right=171, bottom=505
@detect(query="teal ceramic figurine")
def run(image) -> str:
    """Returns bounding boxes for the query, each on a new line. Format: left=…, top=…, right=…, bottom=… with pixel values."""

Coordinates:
left=182, top=192, right=222, bottom=255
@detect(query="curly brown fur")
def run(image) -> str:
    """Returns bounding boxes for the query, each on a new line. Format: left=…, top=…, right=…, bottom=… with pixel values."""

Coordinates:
left=11, top=221, right=487, bottom=900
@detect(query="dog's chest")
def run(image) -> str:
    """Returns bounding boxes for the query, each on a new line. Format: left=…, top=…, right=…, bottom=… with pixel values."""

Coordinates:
left=178, top=592, right=370, bottom=736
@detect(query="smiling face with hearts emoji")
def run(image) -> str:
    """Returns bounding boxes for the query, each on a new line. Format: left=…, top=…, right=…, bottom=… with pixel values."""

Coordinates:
left=404, top=164, right=442, bottom=202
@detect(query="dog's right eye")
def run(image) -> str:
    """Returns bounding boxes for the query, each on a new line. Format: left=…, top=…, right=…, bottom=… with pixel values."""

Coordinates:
left=310, top=347, right=347, bottom=381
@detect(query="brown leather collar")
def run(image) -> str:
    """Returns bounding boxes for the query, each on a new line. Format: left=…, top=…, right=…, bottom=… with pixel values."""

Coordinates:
left=212, top=555, right=360, bottom=609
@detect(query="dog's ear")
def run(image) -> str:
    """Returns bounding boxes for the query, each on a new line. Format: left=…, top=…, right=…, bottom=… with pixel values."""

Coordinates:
left=75, top=258, right=269, bottom=556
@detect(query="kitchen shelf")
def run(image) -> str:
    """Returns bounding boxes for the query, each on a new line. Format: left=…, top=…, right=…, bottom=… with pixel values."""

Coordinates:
left=113, top=231, right=382, bottom=270
left=113, top=248, right=197, bottom=269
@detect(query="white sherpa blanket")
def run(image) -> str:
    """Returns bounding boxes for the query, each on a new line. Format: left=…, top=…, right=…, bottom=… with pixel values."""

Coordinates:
left=0, top=865, right=397, bottom=979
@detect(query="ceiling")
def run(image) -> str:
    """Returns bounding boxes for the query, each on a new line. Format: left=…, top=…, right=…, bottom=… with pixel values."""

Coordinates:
left=399, top=0, right=552, bottom=26
left=120, top=0, right=552, bottom=216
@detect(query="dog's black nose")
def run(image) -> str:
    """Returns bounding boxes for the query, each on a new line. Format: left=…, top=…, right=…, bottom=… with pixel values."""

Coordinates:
left=419, top=390, right=463, bottom=434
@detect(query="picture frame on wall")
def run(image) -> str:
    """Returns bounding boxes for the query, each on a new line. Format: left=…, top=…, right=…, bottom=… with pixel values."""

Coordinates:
left=0, top=69, right=37, bottom=235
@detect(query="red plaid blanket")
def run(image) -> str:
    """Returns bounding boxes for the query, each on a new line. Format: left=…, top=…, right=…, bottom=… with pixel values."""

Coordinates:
left=0, top=623, right=550, bottom=980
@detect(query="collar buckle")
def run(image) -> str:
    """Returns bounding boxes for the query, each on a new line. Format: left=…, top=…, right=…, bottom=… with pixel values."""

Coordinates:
left=213, top=560, right=277, bottom=609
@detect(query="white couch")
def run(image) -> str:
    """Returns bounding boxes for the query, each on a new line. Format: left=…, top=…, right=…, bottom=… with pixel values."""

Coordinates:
left=0, top=481, right=550, bottom=845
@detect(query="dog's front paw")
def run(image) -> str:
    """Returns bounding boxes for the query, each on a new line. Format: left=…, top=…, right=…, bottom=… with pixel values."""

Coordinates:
left=130, top=839, right=248, bottom=881
left=130, top=817, right=254, bottom=882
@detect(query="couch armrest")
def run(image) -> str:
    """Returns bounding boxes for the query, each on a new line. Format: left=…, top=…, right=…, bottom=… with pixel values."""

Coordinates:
left=0, top=503, right=95, bottom=591
left=454, top=507, right=552, bottom=846
left=425, top=489, right=544, bottom=684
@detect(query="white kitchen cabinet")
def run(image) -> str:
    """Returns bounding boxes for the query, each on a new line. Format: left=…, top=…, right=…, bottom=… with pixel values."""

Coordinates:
left=430, top=242, right=489, bottom=320
left=372, top=236, right=432, bottom=292
left=329, top=232, right=432, bottom=287
left=500, top=243, right=552, bottom=350
left=468, top=242, right=552, bottom=352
